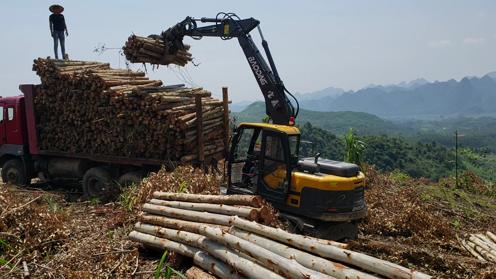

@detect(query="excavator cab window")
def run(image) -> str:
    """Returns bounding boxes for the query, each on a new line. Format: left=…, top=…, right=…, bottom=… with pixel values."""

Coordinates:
left=258, top=130, right=291, bottom=203
left=288, top=135, right=300, bottom=165
left=228, top=126, right=262, bottom=193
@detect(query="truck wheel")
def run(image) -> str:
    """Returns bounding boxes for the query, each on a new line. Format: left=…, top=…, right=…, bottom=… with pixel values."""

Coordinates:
left=82, top=167, right=119, bottom=202
left=117, top=171, right=143, bottom=187
left=1, top=159, right=29, bottom=186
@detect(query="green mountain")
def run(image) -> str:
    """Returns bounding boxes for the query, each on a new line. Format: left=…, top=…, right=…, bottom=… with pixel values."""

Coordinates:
left=234, top=101, right=401, bottom=135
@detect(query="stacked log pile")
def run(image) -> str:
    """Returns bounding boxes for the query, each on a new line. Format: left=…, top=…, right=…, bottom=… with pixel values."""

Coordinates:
left=130, top=192, right=432, bottom=279
left=459, top=231, right=496, bottom=263
left=123, top=35, right=192, bottom=66
left=32, top=58, right=226, bottom=162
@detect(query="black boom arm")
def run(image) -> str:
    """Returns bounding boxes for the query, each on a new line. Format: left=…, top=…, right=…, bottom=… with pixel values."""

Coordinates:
left=160, top=14, right=298, bottom=125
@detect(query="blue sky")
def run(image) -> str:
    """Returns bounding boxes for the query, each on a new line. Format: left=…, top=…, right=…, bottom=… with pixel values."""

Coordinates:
left=0, top=0, right=495, bottom=101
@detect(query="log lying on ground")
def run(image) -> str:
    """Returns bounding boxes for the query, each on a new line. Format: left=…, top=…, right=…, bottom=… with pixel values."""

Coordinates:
left=32, top=58, right=226, bottom=163
left=142, top=204, right=233, bottom=226
left=230, top=227, right=376, bottom=279
left=153, top=192, right=263, bottom=207
left=460, top=232, right=496, bottom=263
left=129, top=231, right=245, bottom=279
left=230, top=216, right=431, bottom=279
left=148, top=199, right=260, bottom=220
left=139, top=214, right=229, bottom=234
left=199, top=225, right=333, bottom=279
left=133, top=223, right=282, bottom=279
left=487, top=231, right=496, bottom=243
left=458, top=236, right=487, bottom=262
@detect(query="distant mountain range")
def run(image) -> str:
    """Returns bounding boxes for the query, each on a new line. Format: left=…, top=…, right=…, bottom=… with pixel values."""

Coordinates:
left=231, top=72, right=496, bottom=119
left=299, top=73, right=496, bottom=119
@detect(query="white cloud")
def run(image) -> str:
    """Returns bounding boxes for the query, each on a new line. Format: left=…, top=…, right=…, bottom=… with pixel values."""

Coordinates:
left=463, top=37, right=486, bottom=46
left=428, top=40, right=452, bottom=48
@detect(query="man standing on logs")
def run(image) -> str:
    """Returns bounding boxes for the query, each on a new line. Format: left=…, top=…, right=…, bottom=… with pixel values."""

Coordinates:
left=49, top=4, right=68, bottom=60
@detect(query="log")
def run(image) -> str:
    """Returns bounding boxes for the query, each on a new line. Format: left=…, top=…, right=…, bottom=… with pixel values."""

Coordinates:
left=230, top=216, right=431, bottom=279
left=139, top=214, right=229, bottom=234
left=148, top=199, right=259, bottom=220
left=199, top=226, right=333, bottom=279
left=193, top=251, right=247, bottom=279
left=129, top=231, right=244, bottom=279
left=230, top=228, right=377, bottom=279
left=142, top=204, right=233, bottom=226
left=467, top=236, right=496, bottom=260
left=465, top=239, right=496, bottom=262
left=474, top=234, right=496, bottom=252
left=152, top=192, right=263, bottom=207
left=459, top=238, right=486, bottom=262
left=132, top=223, right=282, bottom=279
left=185, top=266, right=216, bottom=279
left=32, top=58, right=226, bottom=163
left=487, top=231, right=496, bottom=244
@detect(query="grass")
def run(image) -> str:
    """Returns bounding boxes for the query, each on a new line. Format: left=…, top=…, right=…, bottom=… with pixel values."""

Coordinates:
left=154, top=250, right=187, bottom=279
left=119, top=183, right=139, bottom=212
left=43, top=195, right=60, bottom=212
left=89, top=197, right=101, bottom=206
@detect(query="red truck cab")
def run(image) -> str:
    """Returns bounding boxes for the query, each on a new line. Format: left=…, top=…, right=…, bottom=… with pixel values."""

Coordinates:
left=0, top=94, right=32, bottom=185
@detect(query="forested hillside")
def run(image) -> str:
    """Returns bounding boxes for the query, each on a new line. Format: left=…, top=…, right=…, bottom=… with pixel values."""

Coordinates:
left=299, top=123, right=494, bottom=181
left=235, top=102, right=401, bottom=135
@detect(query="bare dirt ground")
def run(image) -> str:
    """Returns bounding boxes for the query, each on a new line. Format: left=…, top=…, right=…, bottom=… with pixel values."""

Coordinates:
left=0, top=165, right=495, bottom=278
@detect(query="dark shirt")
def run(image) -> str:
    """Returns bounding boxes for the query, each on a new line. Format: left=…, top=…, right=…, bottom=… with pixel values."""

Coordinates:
left=49, top=14, right=66, bottom=31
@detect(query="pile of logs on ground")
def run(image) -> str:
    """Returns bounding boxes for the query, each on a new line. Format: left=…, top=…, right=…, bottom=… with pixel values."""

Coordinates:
left=123, top=35, right=192, bottom=66
left=130, top=192, right=432, bottom=279
left=32, top=58, right=227, bottom=163
left=459, top=231, right=496, bottom=263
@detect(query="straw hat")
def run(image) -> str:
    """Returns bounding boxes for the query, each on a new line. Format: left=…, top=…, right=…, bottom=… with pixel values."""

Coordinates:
left=49, top=4, right=64, bottom=14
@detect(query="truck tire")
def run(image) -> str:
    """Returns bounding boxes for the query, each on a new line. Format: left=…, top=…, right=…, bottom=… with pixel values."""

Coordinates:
left=1, top=159, right=29, bottom=186
left=117, top=171, right=143, bottom=187
left=82, top=167, right=119, bottom=202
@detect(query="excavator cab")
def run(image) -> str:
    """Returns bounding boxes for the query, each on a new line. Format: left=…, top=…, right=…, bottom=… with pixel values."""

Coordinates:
left=227, top=122, right=299, bottom=204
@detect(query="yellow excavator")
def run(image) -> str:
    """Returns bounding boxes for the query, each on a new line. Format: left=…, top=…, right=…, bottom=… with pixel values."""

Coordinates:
left=157, top=13, right=367, bottom=240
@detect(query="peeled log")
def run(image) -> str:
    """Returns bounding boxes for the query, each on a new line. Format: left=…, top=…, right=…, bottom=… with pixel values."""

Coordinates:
left=132, top=223, right=282, bottom=279
left=142, top=203, right=232, bottom=226
left=460, top=239, right=486, bottom=262
left=231, top=216, right=431, bottom=279
left=487, top=231, right=496, bottom=243
left=153, top=192, right=263, bottom=207
left=193, top=251, right=247, bottom=279
left=199, top=226, right=333, bottom=279
left=466, top=238, right=496, bottom=262
left=139, top=214, right=229, bottom=234
left=185, top=266, right=216, bottom=279
left=472, top=234, right=496, bottom=255
left=148, top=199, right=259, bottom=220
left=230, top=228, right=377, bottom=279
left=129, top=231, right=245, bottom=279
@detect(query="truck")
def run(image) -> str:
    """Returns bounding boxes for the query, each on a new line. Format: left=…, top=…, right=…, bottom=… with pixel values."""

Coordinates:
left=0, top=84, right=170, bottom=200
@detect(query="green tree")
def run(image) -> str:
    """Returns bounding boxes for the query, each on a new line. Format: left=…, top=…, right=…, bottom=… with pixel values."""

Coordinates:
left=344, top=128, right=366, bottom=166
